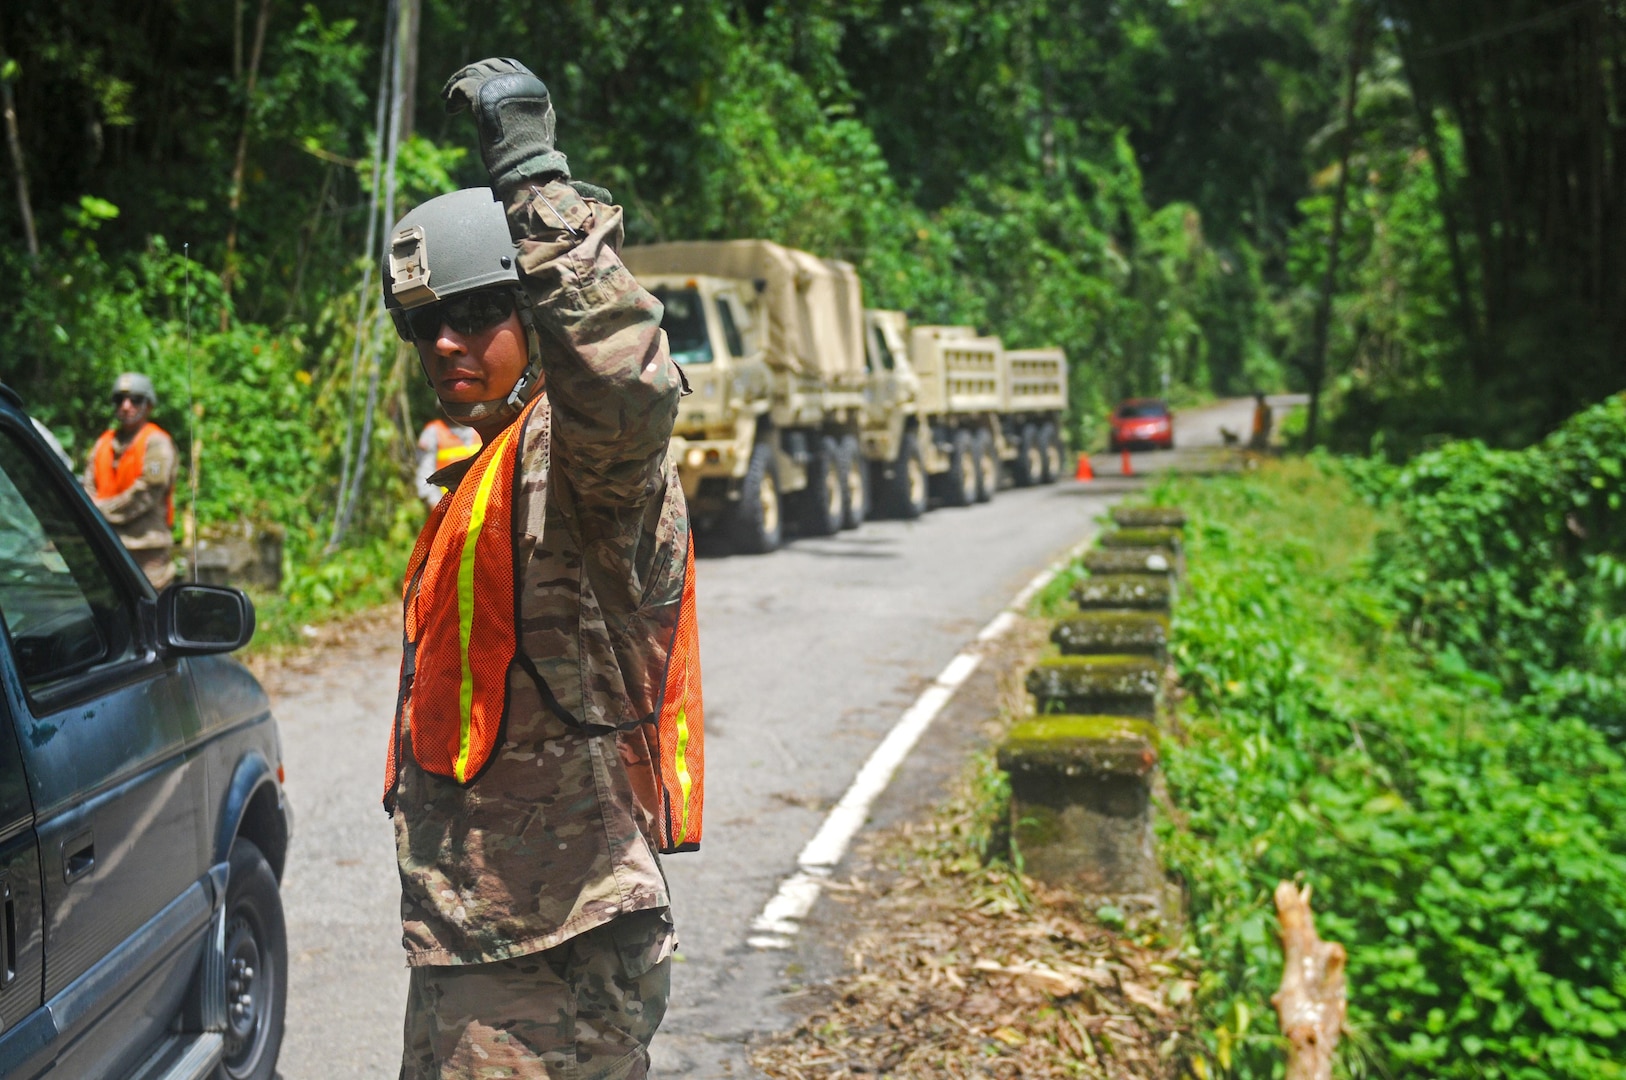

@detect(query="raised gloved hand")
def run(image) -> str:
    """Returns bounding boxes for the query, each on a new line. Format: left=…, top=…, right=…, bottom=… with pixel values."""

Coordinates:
left=442, top=57, right=570, bottom=194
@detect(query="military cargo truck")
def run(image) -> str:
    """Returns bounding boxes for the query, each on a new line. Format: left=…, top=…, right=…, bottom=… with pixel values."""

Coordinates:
left=863, top=318, right=1068, bottom=517
left=620, top=241, right=1069, bottom=553
left=620, top=240, right=872, bottom=553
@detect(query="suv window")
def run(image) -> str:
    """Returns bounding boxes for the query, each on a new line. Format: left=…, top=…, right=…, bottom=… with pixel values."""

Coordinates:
left=0, top=428, right=138, bottom=690
left=714, top=296, right=745, bottom=359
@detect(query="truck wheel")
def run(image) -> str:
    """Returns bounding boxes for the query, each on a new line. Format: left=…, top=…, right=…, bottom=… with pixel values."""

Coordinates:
left=1014, top=424, right=1042, bottom=487
left=838, top=434, right=868, bottom=529
left=730, top=440, right=782, bottom=554
left=879, top=430, right=928, bottom=520
left=800, top=436, right=844, bottom=537
left=937, top=429, right=977, bottom=508
left=215, top=839, right=287, bottom=1080
left=1039, top=423, right=1063, bottom=483
left=973, top=429, right=997, bottom=503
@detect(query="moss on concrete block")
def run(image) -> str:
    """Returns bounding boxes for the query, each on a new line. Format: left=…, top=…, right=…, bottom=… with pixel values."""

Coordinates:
left=998, top=715, right=1160, bottom=777
left=1111, top=506, right=1186, bottom=529
left=1099, top=526, right=1183, bottom=552
left=1026, top=655, right=1161, bottom=717
left=1083, top=547, right=1176, bottom=576
left=1051, top=611, right=1168, bottom=656
left=1072, top=573, right=1172, bottom=611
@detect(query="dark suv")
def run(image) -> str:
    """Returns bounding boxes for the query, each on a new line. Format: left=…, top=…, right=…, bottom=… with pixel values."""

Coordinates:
left=0, top=385, right=290, bottom=1080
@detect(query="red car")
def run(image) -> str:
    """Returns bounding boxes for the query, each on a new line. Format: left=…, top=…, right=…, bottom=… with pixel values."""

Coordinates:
left=1108, top=398, right=1175, bottom=451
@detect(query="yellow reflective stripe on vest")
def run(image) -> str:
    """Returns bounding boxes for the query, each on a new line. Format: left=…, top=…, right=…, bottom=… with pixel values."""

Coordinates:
left=453, top=427, right=515, bottom=782
left=673, top=705, right=693, bottom=840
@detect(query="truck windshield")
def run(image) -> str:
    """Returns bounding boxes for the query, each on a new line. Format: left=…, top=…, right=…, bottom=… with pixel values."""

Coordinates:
left=651, top=288, right=714, bottom=365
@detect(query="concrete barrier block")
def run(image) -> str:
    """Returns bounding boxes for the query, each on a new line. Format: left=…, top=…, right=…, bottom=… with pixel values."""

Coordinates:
left=1026, top=655, right=1161, bottom=718
left=1111, top=506, right=1186, bottom=529
left=1051, top=611, right=1168, bottom=657
left=1099, top=526, right=1183, bottom=552
left=1072, top=573, right=1172, bottom=611
left=998, top=715, right=1161, bottom=893
left=1083, top=547, right=1176, bottom=576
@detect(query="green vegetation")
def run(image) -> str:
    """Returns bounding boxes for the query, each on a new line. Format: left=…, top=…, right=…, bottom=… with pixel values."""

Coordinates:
left=1155, top=452, right=1626, bottom=1078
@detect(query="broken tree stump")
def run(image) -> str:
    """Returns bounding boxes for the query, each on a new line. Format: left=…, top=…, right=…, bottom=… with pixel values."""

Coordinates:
left=1271, top=881, right=1347, bottom=1080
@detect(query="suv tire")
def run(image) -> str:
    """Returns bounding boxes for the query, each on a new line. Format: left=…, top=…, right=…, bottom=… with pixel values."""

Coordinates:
left=1038, top=423, right=1062, bottom=484
left=937, top=429, right=977, bottom=508
left=216, top=839, right=286, bottom=1080
left=973, top=428, right=997, bottom=503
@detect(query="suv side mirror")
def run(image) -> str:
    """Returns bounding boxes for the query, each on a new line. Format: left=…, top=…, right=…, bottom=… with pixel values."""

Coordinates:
left=158, top=583, right=256, bottom=654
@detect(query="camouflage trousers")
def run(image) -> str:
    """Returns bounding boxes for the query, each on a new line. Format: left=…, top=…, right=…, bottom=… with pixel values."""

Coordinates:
left=401, top=908, right=673, bottom=1080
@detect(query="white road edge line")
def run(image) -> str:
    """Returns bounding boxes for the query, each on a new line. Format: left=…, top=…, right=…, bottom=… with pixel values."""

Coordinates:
left=748, top=532, right=1098, bottom=949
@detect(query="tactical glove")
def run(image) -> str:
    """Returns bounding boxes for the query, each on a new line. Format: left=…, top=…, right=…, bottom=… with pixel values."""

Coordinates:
left=442, top=57, right=570, bottom=194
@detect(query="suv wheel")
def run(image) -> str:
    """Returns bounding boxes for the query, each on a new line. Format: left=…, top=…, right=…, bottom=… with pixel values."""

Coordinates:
left=216, top=839, right=286, bottom=1080
left=730, top=439, right=782, bottom=554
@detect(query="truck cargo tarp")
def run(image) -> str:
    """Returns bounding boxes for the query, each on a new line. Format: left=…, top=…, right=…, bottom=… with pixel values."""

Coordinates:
left=621, top=240, right=866, bottom=383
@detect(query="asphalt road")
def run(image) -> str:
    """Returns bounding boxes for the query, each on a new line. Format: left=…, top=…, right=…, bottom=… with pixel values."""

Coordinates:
left=266, top=397, right=1285, bottom=1077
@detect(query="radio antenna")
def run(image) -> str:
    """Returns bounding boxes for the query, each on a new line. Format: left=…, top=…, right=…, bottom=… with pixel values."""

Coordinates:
left=183, top=242, right=201, bottom=582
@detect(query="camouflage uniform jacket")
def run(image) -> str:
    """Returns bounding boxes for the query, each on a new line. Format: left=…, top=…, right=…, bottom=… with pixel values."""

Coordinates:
left=392, top=179, right=687, bottom=967
left=81, top=426, right=176, bottom=552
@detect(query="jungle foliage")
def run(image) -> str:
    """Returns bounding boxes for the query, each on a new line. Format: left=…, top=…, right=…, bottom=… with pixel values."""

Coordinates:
left=0, top=1, right=1621, bottom=557
left=1157, top=447, right=1626, bottom=1079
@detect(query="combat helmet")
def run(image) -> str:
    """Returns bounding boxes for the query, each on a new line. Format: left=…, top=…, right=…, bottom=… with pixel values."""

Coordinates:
left=112, top=372, right=159, bottom=412
left=382, top=187, right=543, bottom=425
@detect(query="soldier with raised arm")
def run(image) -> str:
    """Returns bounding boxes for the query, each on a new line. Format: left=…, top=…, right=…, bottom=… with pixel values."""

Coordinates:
left=381, top=59, right=703, bottom=1079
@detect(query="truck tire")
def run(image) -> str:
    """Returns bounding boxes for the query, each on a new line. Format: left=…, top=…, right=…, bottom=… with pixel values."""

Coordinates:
left=878, top=430, right=928, bottom=520
left=215, top=839, right=287, bottom=1080
left=730, top=440, right=782, bottom=554
left=1039, top=422, right=1063, bottom=484
left=937, top=429, right=977, bottom=508
left=1014, top=423, right=1042, bottom=487
left=799, top=435, right=844, bottom=537
left=973, top=428, right=997, bottom=503
left=838, top=434, right=868, bottom=529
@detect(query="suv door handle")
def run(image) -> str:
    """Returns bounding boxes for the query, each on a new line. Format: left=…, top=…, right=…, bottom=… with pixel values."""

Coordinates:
left=62, top=829, right=94, bottom=884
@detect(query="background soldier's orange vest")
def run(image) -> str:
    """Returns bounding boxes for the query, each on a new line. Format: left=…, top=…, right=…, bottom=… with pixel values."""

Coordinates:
left=424, top=419, right=481, bottom=470
left=91, top=423, right=174, bottom=526
left=385, top=398, right=704, bottom=852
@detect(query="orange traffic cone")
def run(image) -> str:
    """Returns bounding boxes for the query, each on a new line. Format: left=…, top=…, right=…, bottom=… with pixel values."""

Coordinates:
left=1121, top=448, right=1134, bottom=476
left=1075, top=452, right=1094, bottom=481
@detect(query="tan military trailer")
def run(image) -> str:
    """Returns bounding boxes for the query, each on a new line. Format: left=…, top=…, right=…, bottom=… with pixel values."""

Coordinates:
left=620, top=240, right=1069, bottom=552
left=862, top=315, right=1068, bottom=516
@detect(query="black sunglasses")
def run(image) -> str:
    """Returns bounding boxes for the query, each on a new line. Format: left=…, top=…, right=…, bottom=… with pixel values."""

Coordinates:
left=111, top=392, right=150, bottom=407
left=398, top=290, right=516, bottom=342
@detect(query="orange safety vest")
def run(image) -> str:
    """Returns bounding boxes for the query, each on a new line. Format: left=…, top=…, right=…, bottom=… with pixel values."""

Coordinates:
left=91, top=423, right=174, bottom=527
left=385, top=397, right=704, bottom=852
left=423, top=419, right=481, bottom=470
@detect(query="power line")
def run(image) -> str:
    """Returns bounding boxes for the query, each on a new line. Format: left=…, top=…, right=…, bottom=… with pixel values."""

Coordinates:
left=1410, top=0, right=1600, bottom=59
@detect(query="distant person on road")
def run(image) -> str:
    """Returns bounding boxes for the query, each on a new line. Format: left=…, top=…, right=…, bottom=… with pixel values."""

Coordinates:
left=414, top=417, right=481, bottom=508
left=1249, top=392, right=1274, bottom=451
left=83, top=373, right=176, bottom=588
left=381, top=58, right=702, bottom=1080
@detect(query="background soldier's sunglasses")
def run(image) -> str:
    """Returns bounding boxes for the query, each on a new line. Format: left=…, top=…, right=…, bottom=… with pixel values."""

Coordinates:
left=111, top=393, right=150, bottom=407
left=397, top=290, right=516, bottom=342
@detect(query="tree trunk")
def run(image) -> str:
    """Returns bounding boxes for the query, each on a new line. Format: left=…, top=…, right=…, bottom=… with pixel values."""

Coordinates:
left=1302, top=1, right=1371, bottom=448
left=1272, top=881, right=1347, bottom=1080
left=0, top=41, right=39, bottom=263
left=220, top=0, right=273, bottom=328
left=397, top=0, right=420, bottom=143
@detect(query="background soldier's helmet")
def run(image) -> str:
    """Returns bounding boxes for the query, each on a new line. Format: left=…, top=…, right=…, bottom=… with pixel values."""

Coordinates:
left=112, top=372, right=158, bottom=412
left=383, top=187, right=544, bottom=424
